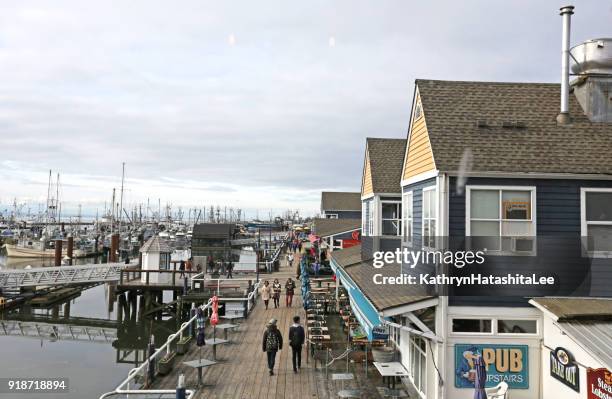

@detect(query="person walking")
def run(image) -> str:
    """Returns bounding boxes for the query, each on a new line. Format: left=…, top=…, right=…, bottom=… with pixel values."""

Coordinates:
left=285, top=278, right=296, bottom=307
left=262, top=318, right=283, bottom=376
left=186, top=258, right=193, bottom=275
left=226, top=261, right=234, bottom=279
left=288, top=315, right=305, bottom=373
left=261, top=281, right=272, bottom=310
left=179, top=260, right=186, bottom=278
left=287, top=253, right=294, bottom=268
left=272, top=279, right=282, bottom=308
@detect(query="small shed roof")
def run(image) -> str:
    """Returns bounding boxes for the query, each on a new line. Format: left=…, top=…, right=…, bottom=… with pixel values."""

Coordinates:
left=312, top=218, right=361, bottom=238
left=140, top=235, right=172, bottom=253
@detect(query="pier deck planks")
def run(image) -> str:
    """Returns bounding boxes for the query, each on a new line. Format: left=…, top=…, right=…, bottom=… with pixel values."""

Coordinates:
left=152, top=253, right=329, bottom=399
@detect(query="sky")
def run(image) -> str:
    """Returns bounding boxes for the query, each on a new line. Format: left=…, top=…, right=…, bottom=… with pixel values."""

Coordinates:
left=0, top=1, right=610, bottom=219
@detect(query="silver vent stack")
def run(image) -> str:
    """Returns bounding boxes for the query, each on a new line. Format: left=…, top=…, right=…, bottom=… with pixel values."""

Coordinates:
left=557, top=5, right=574, bottom=125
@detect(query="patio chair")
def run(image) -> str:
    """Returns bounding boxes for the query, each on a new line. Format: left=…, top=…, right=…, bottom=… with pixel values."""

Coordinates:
left=485, top=382, right=509, bottom=399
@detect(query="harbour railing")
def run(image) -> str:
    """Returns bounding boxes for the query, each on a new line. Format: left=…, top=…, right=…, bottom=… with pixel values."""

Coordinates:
left=99, top=297, right=212, bottom=399
left=100, top=280, right=262, bottom=399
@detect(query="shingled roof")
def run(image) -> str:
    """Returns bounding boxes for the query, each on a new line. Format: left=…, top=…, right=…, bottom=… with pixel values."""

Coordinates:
left=320, top=192, right=361, bottom=211
left=417, top=80, right=612, bottom=176
left=365, top=138, right=405, bottom=193
left=312, top=218, right=361, bottom=237
left=140, top=235, right=172, bottom=253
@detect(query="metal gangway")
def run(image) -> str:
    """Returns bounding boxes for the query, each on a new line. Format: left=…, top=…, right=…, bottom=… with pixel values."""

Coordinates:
left=0, top=263, right=136, bottom=289
left=0, top=319, right=117, bottom=343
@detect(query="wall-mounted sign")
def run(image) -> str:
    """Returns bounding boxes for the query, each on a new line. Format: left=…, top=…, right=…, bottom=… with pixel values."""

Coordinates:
left=587, top=368, right=612, bottom=399
left=455, top=344, right=529, bottom=389
left=550, top=347, right=580, bottom=392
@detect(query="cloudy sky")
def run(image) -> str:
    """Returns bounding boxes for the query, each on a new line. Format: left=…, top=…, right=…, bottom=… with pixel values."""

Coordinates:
left=0, top=1, right=609, bottom=218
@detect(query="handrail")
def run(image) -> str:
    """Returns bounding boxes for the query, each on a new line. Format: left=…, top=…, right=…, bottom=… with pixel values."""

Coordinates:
left=99, top=389, right=195, bottom=399
left=100, top=299, right=213, bottom=399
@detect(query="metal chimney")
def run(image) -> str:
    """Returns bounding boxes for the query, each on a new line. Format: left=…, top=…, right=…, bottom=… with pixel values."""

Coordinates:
left=557, top=5, right=574, bottom=125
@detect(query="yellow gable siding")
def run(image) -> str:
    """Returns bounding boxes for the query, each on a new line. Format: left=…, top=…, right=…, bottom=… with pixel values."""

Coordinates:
left=403, top=101, right=435, bottom=180
left=362, top=150, right=373, bottom=196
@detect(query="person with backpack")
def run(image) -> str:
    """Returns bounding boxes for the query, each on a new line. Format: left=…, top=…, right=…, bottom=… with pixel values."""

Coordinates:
left=262, top=318, right=283, bottom=375
left=288, top=315, right=305, bottom=373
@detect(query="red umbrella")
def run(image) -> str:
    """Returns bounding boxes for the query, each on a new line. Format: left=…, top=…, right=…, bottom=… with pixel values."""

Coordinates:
left=211, top=296, right=219, bottom=340
left=211, top=296, right=219, bottom=326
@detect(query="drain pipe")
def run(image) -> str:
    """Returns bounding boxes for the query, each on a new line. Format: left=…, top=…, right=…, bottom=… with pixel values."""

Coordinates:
left=557, top=5, right=574, bottom=125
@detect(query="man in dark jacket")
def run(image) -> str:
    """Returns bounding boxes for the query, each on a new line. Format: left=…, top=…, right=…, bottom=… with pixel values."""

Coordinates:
left=262, top=318, right=283, bottom=375
left=288, top=315, right=305, bottom=373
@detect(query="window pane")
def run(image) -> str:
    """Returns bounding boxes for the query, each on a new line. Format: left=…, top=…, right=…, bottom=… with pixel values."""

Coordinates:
left=471, top=221, right=500, bottom=236
left=382, top=203, right=400, bottom=219
left=452, top=319, right=492, bottom=333
left=587, top=225, right=612, bottom=252
left=586, top=192, right=612, bottom=222
left=423, top=189, right=436, bottom=218
left=382, top=220, right=400, bottom=236
left=502, top=191, right=531, bottom=220
left=471, top=190, right=499, bottom=219
left=498, top=320, right=537, bottom=334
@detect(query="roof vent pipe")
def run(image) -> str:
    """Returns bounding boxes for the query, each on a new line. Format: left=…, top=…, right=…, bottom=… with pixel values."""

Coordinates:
left=557, top=5, right=574, bottom=125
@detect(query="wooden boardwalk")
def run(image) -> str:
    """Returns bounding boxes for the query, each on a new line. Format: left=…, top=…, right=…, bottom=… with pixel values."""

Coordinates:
left=152, top=253, right=389, bottom=399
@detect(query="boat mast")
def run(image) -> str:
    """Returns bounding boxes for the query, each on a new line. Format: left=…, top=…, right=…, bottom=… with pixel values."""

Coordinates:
left=119, top=162, right=125, bottom=233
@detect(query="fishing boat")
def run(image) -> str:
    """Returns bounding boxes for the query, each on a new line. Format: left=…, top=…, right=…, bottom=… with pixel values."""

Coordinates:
left=4, top=239, right=96, bottom=258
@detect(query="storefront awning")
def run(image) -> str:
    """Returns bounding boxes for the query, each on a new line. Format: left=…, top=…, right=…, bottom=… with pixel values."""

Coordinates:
left=331, top=257, right=381, bottom=340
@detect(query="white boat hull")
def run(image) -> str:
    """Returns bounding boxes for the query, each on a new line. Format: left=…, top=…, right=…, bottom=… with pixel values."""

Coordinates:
left=3, top=244, right=91, bottom=259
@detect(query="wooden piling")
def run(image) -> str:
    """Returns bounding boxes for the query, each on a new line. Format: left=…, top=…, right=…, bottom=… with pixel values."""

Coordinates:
left=54, top=239, right=63, bottom=266
left=66, top=236, right=74, bottom=265
left=110, top=233, right=120, bottom=263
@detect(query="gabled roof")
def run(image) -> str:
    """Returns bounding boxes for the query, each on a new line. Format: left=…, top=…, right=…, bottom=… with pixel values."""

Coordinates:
left=140, top=235, right=172, bottom=253
left=321, top=192, right=361, bottom=212
left=416, top=79, right=612, bottom=176
left=193, top=223, right=235, bottom=238
left=364, top=138, right=405, bottom=194
left=312, top=218, right=361, bottom=238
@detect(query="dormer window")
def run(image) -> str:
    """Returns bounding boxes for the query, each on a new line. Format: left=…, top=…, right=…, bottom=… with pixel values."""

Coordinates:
left=381, top=201, right=401, bottom=236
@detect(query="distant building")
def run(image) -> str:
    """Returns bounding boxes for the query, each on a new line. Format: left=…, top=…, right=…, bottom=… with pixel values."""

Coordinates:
left=320, top=191, right=361, bottom=219
left=311, top=217, right=361, bottom=251
left=191, top=223, right=236, bottom=264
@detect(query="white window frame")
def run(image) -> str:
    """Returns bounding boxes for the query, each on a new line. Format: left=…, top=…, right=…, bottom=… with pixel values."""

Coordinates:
left=450, top=316, right=539, bottom=337
left=409, top=334, right=427, bottom=397
left=496, top=318, right=540, bottom=336
left=403, top=191, right=414, bottom=244
left=422, top=186, right=437, bottom=249
left=465, top=185, right=537, bottom=254
left=450, top=317, right=494, bottom=336
left=380, top=200, right=402, bottom=237
left=580, top=187, right=612, bottom=258
left=325, top=213, right=338, bottom=219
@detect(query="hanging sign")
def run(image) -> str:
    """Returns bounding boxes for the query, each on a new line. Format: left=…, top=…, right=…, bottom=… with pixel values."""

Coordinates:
left=550, top=347, right=580, bottom=392
left=587, top=368, right=612, bottom=399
